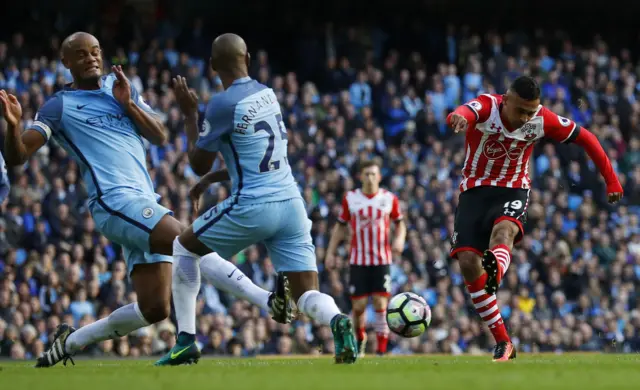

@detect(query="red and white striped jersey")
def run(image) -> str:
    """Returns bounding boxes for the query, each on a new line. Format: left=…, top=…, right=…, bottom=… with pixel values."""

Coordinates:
left=338, top=189, right=403, bottom=266
left=459, top=94, right=578, bottom=192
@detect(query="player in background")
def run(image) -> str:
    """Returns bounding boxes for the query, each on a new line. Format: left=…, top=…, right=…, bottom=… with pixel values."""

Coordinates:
left=325, top=161, right=406, bottom=357
left=0, top=32, right=291, bottom=368
left=446, top=76, right=623, bottom=361
left=154, top=33, right=358, bottom=365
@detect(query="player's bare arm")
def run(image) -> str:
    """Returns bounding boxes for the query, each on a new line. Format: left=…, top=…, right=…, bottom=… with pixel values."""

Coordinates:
left=0, top=90, right=46, bottom=166
left=392, top=219, right=407, bottom=256
left=112, top=65, right=167, bottom=145
left=189, top=169, right=230, bottom=214
left=172, top=76, right=215, bottom=175
left=325, top=222, right=348, bottom=269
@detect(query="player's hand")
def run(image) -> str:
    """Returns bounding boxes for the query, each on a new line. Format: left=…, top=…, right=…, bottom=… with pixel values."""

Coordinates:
left=189, top=178, right=211, bottom=215
left=324, top=254, right=336, bottom=270
left=607, top=181, right=624, bottom=204
left=449, top=113, right=468, bottom=133
left=111, top=65, right=132, bottom=107
left=0, top=90, right=22, bottom=127
left=172, top=76, right=199, bottom=118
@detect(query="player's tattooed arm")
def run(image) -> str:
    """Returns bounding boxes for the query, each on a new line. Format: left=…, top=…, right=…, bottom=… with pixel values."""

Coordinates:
left=112, top=66, right=167, bottom=145
left=0, top=90, right=45, bottom=165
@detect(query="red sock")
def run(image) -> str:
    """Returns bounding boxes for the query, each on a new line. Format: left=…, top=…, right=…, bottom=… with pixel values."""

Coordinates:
left=376, top=333, right=389, bottom=354
left=374, top=309, right=389, bottom=354
left=356, top=327, right=366, bottom=342
left=490, top=244, right=511, bottom=283
left=465, top=273, right=510, bottom=343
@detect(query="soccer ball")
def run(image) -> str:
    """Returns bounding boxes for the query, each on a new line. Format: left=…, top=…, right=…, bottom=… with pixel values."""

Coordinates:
left=386, top=292, right=431, bottom=338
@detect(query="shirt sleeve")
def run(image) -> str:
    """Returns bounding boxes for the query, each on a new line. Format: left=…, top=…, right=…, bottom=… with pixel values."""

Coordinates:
left=196, top=96, right=234, bottom=153
left=462, top=94, right=493, bottom=124
left=130, top=86, right=159, bottom=118
left=542, top=107, right=579, bottom=143
left=338, top=195, right=350, bottom=223
left=28, top=95, right=63, bottom=142
left=390, top=195, right=403, bottom=221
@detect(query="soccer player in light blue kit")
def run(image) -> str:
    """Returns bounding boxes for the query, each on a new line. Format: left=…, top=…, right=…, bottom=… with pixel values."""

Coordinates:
left=0, top=153, right=10, bottom=204
left=155, top=33, right=358, bottom=365
left=0, top=32, right=291, bottom=367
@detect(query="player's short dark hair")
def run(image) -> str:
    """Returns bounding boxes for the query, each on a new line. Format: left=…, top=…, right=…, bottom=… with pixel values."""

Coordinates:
left=359, top=160, right=380, bottom=172
left=510, top=76, right=540, bottom=101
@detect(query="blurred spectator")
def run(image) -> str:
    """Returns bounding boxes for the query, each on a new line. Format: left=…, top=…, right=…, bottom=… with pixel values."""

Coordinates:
left=1, top=16, right=639, bottom=360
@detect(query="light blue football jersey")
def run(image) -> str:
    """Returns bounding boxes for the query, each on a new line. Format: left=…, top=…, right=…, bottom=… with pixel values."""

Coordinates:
left=196, top=77, right=301, bottom=205
left=28, top=74, right=158, bottom=202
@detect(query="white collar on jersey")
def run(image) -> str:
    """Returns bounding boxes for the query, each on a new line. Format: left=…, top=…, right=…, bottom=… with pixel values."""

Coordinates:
left=232, top=76, right=252, bottom=85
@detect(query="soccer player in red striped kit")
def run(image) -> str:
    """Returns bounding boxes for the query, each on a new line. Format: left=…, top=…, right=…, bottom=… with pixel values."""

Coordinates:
left=447, top=76, right=623, bottom=361
left=326, top=160, right=407, bottom=356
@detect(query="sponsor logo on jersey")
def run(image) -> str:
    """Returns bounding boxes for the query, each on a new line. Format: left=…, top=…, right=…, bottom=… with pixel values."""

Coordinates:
left=483, top=140, right=524, bottom=160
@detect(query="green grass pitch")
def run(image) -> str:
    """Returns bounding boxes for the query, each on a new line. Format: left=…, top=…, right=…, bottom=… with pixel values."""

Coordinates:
left=2, top=354, right=640, bottom=390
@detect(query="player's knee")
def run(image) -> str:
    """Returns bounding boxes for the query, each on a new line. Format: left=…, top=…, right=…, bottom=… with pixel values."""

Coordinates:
left=138, top=298, right=171, bottom=324
left=372, top=296, right=388, bottom=311
left=352, top=299, right=368, bottom=314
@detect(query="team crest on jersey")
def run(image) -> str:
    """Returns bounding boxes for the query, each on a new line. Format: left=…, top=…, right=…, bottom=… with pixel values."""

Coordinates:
left=468, top=100, right=482, bottom=112
left=200, top=119, right=211, bottom=137
left=142, top=208, right=154, bottom=219
left=483, top=140, right=524, bottom=160
left=521, top=123, right=538, bottom=140
left=558, top=116, right=572, bottom=127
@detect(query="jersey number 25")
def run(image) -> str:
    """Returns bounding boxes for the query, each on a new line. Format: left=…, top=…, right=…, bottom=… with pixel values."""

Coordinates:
left=255, top=113, right=288, bottom=173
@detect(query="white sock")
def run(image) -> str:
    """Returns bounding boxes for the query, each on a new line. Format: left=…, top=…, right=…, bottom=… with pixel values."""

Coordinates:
left=297, top=290, right=341, bottom=325
left=65, top=302, right=149, bottom=353
left=172, top=238, right=201, bottom=335
left=374, top=309, right=390, bottom=336
left=199, top=252, right=270, bottom=311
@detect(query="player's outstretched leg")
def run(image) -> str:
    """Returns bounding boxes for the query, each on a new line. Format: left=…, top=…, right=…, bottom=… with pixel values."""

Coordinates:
left=483, top=220, right=519, bottom=295
left=288, top=271, right=358, bottom=364
left=35, top=324, right=77, bottom=367
left=457, top=250, right=515, bottom=362
left=155, top=230, right=293, bottom=366
left=37, top=262, right=172, bottom=367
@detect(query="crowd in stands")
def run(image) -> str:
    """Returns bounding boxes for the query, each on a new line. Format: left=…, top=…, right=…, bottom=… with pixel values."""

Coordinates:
left=2, top=20, right=640, bottom=360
